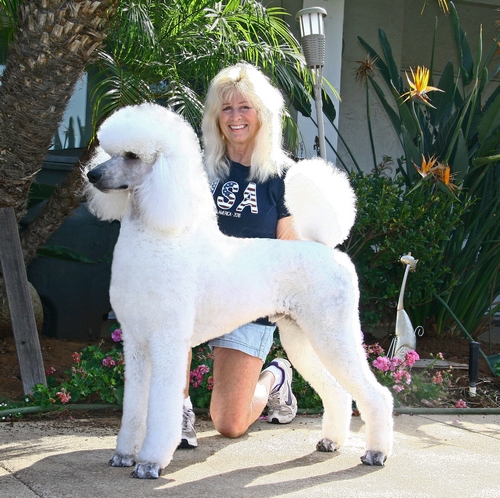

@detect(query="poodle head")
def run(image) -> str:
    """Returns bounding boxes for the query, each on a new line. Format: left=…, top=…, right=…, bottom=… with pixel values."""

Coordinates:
left=85, top=103, right=208, bottom=232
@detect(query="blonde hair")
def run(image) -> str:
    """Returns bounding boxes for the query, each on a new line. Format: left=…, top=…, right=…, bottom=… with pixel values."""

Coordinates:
left=202, top=63, right=292, bottom=183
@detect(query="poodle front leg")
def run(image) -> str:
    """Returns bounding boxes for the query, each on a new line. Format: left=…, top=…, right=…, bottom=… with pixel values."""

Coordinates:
left=110, top=337, right=151, bottom=468
left=278, top=319, right=353, bottom=452
left=132, top=336, right=190, bottom=479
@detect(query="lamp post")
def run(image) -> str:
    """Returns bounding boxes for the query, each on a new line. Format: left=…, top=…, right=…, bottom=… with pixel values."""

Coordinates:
left=296, top=7, right=327, bottom=160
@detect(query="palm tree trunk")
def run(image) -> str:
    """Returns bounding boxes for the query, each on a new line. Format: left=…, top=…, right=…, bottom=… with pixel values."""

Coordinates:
left=0, top=0, right=116, bottom=220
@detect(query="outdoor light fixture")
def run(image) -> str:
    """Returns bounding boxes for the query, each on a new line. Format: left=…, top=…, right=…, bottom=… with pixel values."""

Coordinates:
left=296, top=6, right=327, bottom=159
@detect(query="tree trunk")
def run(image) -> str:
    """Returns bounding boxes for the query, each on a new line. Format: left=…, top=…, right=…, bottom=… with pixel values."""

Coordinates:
left=0, top=0, right=116, bottom=221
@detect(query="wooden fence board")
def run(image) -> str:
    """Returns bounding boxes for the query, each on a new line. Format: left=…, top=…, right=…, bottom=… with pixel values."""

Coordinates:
left=0, top=207, right=46, bottom=393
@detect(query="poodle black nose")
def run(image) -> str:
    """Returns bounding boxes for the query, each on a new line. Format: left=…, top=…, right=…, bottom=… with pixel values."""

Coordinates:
left=87, top=168, right=102, bottom=184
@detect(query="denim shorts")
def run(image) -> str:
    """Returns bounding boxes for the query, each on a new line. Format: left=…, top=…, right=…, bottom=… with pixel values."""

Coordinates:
left=208, top=322, right=276, bottom=362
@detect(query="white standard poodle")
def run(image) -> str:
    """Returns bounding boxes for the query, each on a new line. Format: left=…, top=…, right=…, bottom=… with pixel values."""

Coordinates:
left=85, top=103, right=393, bottom=479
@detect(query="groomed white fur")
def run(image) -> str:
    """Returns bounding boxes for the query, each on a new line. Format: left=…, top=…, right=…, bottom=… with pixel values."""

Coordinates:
left=85, top=103, right=393, bottom=479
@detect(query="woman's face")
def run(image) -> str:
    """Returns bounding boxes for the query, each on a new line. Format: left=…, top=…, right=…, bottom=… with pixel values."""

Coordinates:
left=218, top=91, right=260, bottom=150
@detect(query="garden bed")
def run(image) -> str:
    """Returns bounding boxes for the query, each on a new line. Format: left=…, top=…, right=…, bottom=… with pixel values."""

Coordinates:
left=1, top=331, right=499, bottom=413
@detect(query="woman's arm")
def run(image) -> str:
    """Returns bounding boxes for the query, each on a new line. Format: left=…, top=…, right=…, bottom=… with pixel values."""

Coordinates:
left=276, top=216, right=299, bottom=240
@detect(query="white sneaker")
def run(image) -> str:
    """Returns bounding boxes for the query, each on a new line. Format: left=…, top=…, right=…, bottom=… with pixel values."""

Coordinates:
left=178, top=407, right=197, bottom=449
left=264, top=358, right=298, bottom=424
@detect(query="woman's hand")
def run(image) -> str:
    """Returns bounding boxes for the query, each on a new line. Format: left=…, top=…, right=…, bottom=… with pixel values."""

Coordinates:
left=277, top=216, right=299, bottom=240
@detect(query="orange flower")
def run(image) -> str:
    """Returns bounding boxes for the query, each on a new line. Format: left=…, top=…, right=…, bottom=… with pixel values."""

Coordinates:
left=433, top=164, right=458, bottom=192
left=401, top=66, right=444, bottom=108
left=414, top=156, right=458, bottom=192
left=414, top=155, right=439, bottom=177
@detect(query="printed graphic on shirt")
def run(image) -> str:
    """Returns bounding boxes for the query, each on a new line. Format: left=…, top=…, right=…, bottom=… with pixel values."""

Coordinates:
left=217, top=181, right=239, bottom=209
left=236, top=182, right=258, bottom=213
left=209, top=179, right=220, bottom=195
left=217, top=181, right=258, bottom=214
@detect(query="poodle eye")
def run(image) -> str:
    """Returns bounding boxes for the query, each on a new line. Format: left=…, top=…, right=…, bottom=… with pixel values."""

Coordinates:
left=125, top=152, right=139, bottom=160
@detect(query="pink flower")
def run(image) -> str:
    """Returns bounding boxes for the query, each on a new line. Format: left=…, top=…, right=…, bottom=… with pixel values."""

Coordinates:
left=404, top=372, right=412, bottom=385
left=72, top=352, right=81, bottom=364
left=102, top=356, right=116, bottom=368
left=207, top=376, right=214, bottom=391
left=373, top=356, right=391, bottom=372
left=393, top=369, right=405, bottom=383
left=393, top=384, right=405, bottom=393
left=111, top=329, right=122, bottom=342
left=432, top=371, right=443, bottom=384
left=46, top=366, right=56, bottom=375
left=405, top=350, right=420, bottom=367
left=190, top=365, right=211, bottom=388
left=197, top=365, right=210, bottom=376
left=56, top=388, right=71, bottom=404
left=363, top=343, right=385, bottom=357
left=455, top=399, right=467, bottom=408
left=389, top=357, right=402, bottom=372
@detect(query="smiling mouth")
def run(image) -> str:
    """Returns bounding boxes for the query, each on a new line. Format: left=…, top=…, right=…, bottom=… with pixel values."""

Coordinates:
left=229, top=125, right=246, bottom=130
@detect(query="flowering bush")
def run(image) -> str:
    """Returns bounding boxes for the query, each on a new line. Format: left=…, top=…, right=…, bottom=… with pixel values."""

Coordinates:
left=0, top=330, right=476, bottom=420
left=188, top=344, right=214, bottom=409
left=364, top=343, right=452, bottom=407
left=30, top=328, right=125, bottom=410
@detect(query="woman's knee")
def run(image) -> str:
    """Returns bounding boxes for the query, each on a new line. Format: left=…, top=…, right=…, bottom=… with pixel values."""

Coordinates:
left=211, top=412, right=249, bottom=438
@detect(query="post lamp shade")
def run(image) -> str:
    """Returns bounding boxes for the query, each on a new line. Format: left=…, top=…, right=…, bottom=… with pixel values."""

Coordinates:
left=296, top=7, right=327, bottom=68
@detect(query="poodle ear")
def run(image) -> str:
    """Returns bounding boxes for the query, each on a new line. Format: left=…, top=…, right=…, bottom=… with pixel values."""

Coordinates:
left=136, top=152, right=195, bottom=234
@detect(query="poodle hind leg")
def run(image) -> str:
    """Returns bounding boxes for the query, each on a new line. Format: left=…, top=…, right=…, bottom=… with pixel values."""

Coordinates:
left=306, top=326, right=394, bottom=466
left=278, top=319, right=353, bottom=453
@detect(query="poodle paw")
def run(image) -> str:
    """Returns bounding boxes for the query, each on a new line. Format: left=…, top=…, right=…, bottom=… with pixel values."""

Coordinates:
left=360, top=450, right=386, bottom=466
left=316, top=438, right=338, bottom=452
left=109, top=453, right=135, bottom=467
left=132, top=462, right=162, bottom=479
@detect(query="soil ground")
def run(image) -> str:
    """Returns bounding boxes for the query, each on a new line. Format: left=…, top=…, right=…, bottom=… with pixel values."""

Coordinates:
left=1, top=331, right=499, bottom=409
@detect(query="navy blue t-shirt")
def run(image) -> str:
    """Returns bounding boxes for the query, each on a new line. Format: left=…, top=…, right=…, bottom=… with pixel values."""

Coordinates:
left=210, top=160, right=290, bottom=326
left=210, top=160, right=289, bottom=239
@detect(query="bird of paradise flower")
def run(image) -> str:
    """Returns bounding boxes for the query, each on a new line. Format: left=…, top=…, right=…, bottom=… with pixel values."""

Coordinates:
left=401, top=66, right=444, bottom=108
left=414, top=155, right=458, bottom=193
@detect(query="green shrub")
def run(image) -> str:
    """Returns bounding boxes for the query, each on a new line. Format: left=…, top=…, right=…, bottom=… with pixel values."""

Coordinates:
left=343, top=169, right=467, bottom=330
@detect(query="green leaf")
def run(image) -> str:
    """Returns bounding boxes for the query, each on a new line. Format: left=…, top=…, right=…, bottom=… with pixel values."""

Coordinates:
left=401, top=125, right=423, bottom=181
left=478, top=91, right=500, bottom=147
left=479, top=31, right=500, bottom=77
left=430, top=61, right=456, bottom=126
left=28, top=183, right=57, bottom=209
left=319, top=86, right=335, bottom=123
left=449, top=2, right=474, bottom=86
left=37, top=245, right=98, bottom=264
left=452, top=130, right=468, bottom=183
left=378, top=29, right=402, bottom=93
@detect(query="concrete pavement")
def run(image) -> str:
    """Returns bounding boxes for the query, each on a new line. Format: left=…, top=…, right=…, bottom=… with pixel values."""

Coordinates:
left=1, top=413, right=499, bottom=497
